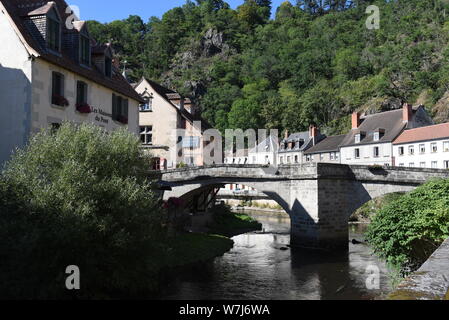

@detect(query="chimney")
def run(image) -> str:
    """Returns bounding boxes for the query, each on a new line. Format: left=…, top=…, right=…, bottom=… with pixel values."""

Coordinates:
left=309, top=125, right=320, bottom=146
left=284, top=130, right=289, bottom=140
left=352, top=112, right=361, bottom=130
left=309, top=125, right=319, bottom=138
left=403, top=103, right=413, bottom=123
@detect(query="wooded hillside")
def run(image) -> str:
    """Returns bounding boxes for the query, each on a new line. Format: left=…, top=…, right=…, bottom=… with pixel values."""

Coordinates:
left=87, top=0, right=449, bottom=134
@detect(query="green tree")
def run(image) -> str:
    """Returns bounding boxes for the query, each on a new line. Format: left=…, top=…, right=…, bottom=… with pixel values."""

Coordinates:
left=0, top=123, right=165, bottom=299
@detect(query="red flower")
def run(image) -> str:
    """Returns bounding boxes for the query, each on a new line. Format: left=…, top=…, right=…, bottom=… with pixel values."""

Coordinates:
left=52, top=94, right=69, bottom=107
left=76, top=103, right=92, bottom=114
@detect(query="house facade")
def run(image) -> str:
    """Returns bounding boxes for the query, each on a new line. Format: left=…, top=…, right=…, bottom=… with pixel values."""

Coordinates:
left=0, top=0, right=141, bottom=166
left=133, top=77, right=209, bottom=170
left=393, top=123, right=449, bottom=169
left=278, top=126, right=325, bottom=165
left=340, top=104, right=433, bottom=166
left=303, top=134, right=346, bottom=164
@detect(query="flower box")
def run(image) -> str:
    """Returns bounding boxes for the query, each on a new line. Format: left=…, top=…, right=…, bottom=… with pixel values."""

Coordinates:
left=52, top=94, right=69, bottom=107
left=76, top=103, right=92, bottom=114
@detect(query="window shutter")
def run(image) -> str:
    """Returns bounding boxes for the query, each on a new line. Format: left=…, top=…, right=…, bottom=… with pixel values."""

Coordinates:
left=112, top=93, right=117, bottom=120
left=123, top=99, right=129, bottom=118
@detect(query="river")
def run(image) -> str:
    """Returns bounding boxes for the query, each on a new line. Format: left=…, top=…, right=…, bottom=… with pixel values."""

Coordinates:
left=161, top=210, right=392, bottom=300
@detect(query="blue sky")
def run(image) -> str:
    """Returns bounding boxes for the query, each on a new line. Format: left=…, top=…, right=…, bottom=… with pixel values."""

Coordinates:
left=70, top=0, right=288, bottom=23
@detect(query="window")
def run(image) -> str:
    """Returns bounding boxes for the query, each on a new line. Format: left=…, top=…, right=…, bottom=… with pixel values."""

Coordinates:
left=444, top=141, right=449, bottom=152
left=287, top=156, right=291, bottom=164
left=330, top=153, right=335, bottom=161
left=140, top=95, right=153, bottom=112
left=105, top=57, right=112, bottom=77
left=355, top=134, right=361, bottom=144
left=399, top=163, right=405, bottom=167
left=409, top=145, right=415, bottom=155
left=47, top=17, right=60, bottom=51
left=140, top=126, right=153, bottom=145
left=306, top=155, right=311, bottom=162
left=355, top=148, right=360, bottom=159
left=182, top=136, right=200, bottom=149
left=432, top=161, right=438, bottom=169
left=52, top=72, right=64, bottom=97
left=409, top=163, right=415, bottom=168
left=51, top=123, right=61, bottom=134
left=280, top=157, right=283, bottom=164
left=80, top=35, right=90, bottom=66
left=112, top=94, right=129, bottom=123
left=320, top=154, right=324, bottom=161
left=373, top=146, right=380, bottom=158
left=420, top=162, right=426, bottom=168
left=398, top=147, right=404, bottom=156
left=76, top=81, right=88, bottom=105
left=374, top=132, right=380, bottom=141
left=431, top=143, right=438, bottom=153
left=336, top=153, right=340, bottom=161
left=51, top=72, right=67, bottom=106
left=295, top=155, right=299, bottom=163
left=419, top=144, right=426, bottom=154
left=265, top=156, right=269, bottom=164
left=445, top=161, right=449, bottom=169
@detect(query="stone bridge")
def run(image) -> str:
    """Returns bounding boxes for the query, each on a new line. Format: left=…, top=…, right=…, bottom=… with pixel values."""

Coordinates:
left=159, top=163, right=449, bottom=250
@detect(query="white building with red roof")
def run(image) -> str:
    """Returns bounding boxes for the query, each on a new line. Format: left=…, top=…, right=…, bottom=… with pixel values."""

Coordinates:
left=393, top=123, right=449, bottom=169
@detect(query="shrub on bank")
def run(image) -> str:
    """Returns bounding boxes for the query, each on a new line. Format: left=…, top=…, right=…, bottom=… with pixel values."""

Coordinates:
left=0, top=123, right=165, bottom=299
left=366, top=179, right=449, bottom=274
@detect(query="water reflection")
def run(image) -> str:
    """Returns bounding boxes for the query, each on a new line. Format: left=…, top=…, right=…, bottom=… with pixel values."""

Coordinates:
left=161, top=211, right=392, bottom=300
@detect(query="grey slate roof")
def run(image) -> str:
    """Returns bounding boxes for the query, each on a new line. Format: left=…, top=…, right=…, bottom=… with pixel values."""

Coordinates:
left=304, top=134, right=347, bottom=154
left=249, top=135, right=279, bottom=154
left=279, top=131, right=326, bottom=153
left=340, top=109, right=407, bottom=147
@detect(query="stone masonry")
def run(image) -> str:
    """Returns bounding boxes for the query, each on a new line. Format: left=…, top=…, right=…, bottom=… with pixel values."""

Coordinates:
left=159, top=163, right=449, bottom=250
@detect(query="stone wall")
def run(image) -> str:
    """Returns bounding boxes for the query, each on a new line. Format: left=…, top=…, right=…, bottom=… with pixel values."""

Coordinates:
left=389, top=238, right=449, bottom=300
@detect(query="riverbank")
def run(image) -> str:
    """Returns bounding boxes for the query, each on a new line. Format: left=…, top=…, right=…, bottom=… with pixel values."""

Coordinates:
left=151, top=210, right=263, bottom=296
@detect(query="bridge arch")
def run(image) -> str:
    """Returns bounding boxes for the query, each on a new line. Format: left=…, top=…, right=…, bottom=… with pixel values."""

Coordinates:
left=159, top=164, right=449, bottom=251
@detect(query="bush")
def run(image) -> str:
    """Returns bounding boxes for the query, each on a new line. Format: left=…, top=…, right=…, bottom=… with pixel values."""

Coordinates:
left=366, top=179, right=449, bottom=274
left=0, top=123, right=165, bottom=299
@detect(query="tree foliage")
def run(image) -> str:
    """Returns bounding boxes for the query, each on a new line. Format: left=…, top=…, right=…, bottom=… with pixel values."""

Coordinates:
left=366, top=179, right=449, bottom=275
left=88, top=0, right=449, bottom=133
left=0, top=123, right=165, bottom=299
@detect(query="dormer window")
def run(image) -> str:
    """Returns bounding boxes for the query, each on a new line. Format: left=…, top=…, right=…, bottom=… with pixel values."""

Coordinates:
left=80, top=35, right=91, bottom=66
left=355, top=131, right=366, bottom=144
left=47, top=16, right=60, bottom=52
left=374, top=128, right=385, bottom=142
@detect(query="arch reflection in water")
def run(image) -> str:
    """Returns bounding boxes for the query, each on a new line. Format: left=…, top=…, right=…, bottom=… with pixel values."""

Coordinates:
left=161, top=211, right=392, bottom=300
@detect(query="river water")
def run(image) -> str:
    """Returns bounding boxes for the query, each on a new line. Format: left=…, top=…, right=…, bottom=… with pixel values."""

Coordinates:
left=161, top=210, right=392, bottom=300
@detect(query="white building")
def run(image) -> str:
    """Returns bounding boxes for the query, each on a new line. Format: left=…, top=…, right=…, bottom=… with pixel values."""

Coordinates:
left=0, top=0, right=142, bottom=166
left=393, top=123, right=449, bottom=169
left=278, top=126, right=325, bottom=165
left=340, top=104, right=433, bottom=166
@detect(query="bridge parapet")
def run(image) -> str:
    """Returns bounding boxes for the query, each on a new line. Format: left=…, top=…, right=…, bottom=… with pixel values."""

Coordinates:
left=156, top=163, right=449, bottom=251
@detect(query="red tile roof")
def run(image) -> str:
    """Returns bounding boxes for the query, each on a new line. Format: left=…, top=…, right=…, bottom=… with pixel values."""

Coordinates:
left=1, top=0, right=143, bottom=102
left=393, top=123, right=449, bottom=145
